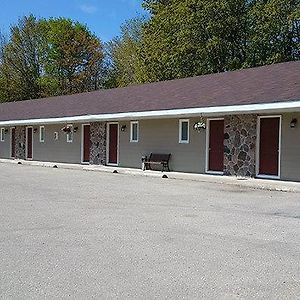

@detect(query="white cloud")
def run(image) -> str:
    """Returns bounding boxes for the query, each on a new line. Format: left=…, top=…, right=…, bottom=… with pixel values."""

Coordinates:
left=79, top=4, right=98, bottom=14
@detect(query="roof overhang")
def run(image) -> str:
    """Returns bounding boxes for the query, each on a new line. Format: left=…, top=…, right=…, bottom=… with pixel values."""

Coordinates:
left=1, top=100, right=300, bottom=126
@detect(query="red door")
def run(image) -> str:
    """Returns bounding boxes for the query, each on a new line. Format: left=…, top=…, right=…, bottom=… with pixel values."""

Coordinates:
left=11, top=128, right=16, bottom=158
left=208, top=119, right=224, bottom=172
left=82, top=125, right=90, bottom=163
left=108, top=124, right=118, bottom=165
left=259, top=117, right=280, bottom=176
left=26, top=127, right=33, bottom=160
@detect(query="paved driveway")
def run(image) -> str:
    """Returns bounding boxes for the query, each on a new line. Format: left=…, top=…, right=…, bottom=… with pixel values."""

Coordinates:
left=0, top=163, right=300, bottom=299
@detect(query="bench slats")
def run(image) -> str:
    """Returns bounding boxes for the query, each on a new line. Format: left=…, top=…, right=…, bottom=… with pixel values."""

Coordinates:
left=143, top=153, right=171, bottom=172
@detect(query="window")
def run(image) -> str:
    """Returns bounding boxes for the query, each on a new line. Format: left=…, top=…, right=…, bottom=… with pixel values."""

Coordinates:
left=0, top=128, right=5, bottom=142
left=67, top=125, right=73, bottom=143
left=130, top=121, right=139, bottom=142
left=179, top=119, right=189, bottom=143
left=39, top=126, right=45, bottom=143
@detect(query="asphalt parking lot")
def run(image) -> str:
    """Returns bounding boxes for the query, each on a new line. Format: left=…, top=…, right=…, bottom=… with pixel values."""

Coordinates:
left=0, top=163, right=300, bottom=299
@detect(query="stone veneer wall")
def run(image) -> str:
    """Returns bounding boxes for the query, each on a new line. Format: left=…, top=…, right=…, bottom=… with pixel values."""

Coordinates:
left=90, top=122, right=106, bottom=165
left=224, top=115, right=257, bottom=177
left=15, top=126, right=26, bottom=159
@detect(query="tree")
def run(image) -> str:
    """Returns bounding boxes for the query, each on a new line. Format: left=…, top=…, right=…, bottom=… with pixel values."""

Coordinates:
left=40, top=18, right=104, bottom=95
left=104, top=17, right=147, bottom=88
left=2, top=1, right=300, bottom=101
left=0, top=16, right=104, bottom=102
left=141, top=0, right=249, bottom=81
left=140, top=0, right=300, bottom=82
left=246, top=0, right=300, bottom=67
left=0, top=15, right=44, bottom=102
left=0, top=31, right=9, bottom=102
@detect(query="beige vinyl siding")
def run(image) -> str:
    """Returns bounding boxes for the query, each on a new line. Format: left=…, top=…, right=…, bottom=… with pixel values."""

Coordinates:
left=280, top=112, right=300, bottom=181
left=119, top=118, right=206, bottom=173
left=32, top=124, right=82, bottom=164
left=0, top=129, right=11, bottom=159
left=0, top=111, right=299, bottom=183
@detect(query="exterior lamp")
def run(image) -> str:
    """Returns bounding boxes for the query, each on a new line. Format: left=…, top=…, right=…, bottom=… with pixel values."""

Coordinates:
left=290, top=118, right=298, bottom=128
left=33, top=128, right=38, bottom=133
left=121, top=125, right=127, bottom=132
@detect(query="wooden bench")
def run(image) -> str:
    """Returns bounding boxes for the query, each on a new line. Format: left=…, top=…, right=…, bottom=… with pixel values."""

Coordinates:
left=142, top=153, right=171, bottom=172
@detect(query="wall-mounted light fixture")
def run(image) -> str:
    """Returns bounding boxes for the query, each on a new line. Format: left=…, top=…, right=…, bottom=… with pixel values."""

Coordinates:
left=290, top=118, right=298, bottom=128
left=73, top=127, right=79, bottom=133
left=33, top=128, right=38, bottom=133
left=4, top=129, right=8, bottom=134
left=121, top=125, right=127, bottom=132
left=54, top=132, right=59, bottom=140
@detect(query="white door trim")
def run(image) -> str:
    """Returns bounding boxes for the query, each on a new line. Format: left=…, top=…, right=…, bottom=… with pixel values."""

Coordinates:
left=81, top=123, right=90, bottom=164
left=106, top=122, right=119, bottom=166
left=26, top=126, right=33, bottom=160
left=256, top=115, right=282, bottom=180
left=205, top=118, right=224, bottom=175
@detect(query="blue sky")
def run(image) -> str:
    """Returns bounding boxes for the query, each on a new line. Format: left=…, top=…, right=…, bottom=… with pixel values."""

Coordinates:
left=0, top=0, right=145, bottom=41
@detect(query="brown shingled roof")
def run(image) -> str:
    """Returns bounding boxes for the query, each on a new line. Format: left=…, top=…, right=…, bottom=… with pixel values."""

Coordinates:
left=0, top=61, right=300, bottom=122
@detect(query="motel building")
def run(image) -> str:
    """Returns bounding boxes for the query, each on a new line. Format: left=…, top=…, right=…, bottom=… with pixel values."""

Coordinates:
left=0, top=61, right=300, bottom=181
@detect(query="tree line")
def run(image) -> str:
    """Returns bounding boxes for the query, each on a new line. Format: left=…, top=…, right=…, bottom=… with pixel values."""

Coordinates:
left=1, top=0, right=300, bottom=103
left=0, top=16, right=103, bottom=102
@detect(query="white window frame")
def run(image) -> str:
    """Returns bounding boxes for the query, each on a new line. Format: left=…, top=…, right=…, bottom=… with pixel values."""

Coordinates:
left=179, top=119, right=190, bottom=144
left=130, top=121, right=139, bottom=143
left=0, top=128, right=5, bottom=142
left=39, top=126, right=45, bottom=143
left=66, top=125, right=73, bottom=143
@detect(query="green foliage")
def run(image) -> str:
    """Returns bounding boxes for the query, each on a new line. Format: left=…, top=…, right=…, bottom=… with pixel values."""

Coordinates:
left=0, top=16, right=104, bottom=102
left=246, top=0, right=300, bottom=66
left=107, top=0, right=300, bottom=85
left=0, top=31, right=9, bottom=102
left=40, top=18, right=104, bottom=95
left=0, top=15, right=43, bottom=102
left=1, top=1, right=300, bottom=101
left=141, top=0, right=249, bottom=80
left=103, top=17, right=148, bottom=88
